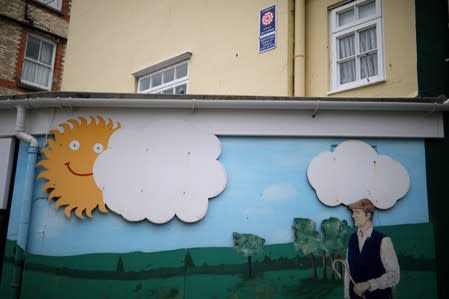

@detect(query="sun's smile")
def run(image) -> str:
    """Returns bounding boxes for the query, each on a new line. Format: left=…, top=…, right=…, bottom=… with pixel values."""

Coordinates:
left=64, top=162, right=93, bottom=176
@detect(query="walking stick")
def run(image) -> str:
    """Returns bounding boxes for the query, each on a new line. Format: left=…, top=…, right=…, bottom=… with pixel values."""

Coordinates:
left=332, top=258, right=366, bottom=299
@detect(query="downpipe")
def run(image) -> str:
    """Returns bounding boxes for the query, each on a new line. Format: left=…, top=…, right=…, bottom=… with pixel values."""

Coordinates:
left=9, top=105, right=39, bottom=299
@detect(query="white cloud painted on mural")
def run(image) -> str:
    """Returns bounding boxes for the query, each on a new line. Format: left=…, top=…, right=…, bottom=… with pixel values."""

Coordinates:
left=93, top=121, right=227, bottom=224
left=307, top=140, right=410, bottom=209
left=261, top=183, right=297, bottom=201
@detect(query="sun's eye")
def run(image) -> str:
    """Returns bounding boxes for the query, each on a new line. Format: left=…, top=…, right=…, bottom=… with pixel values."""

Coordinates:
left=69, top=140, right=80, bottom=151
left=93, top=143, right=104, bottom=154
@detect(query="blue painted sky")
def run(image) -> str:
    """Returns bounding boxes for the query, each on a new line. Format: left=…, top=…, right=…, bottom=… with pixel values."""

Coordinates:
left=8, top=137, right=428, bottom=256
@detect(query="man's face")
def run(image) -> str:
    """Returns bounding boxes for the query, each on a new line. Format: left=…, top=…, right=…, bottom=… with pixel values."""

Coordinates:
left=352, top=208, right=370, bottom=228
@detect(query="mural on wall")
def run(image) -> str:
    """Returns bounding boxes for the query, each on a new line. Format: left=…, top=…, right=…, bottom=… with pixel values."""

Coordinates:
left=2, top=135, right=437, bottom=298
left=307, top=140, right=410, bottom=209
left=37, top=116, right=121, bottom=219
left=27, top=137, right=428, bottom=256
left=37, top=116, right=227, bottom=224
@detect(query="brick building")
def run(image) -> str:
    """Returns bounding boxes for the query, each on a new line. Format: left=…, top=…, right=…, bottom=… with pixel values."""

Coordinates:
left=0, top=0, right=71, bottom=95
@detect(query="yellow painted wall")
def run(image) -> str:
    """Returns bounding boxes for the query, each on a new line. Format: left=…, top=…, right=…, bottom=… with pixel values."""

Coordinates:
left=63, top=0, right=418, bottom=98
left=62, top=0, right=292, bottom=96
left=305, top=0, right=418, bottom=97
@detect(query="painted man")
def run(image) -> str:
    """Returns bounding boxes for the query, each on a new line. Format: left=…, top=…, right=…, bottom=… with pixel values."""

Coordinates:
left=344, top=198, right=400, bottom=299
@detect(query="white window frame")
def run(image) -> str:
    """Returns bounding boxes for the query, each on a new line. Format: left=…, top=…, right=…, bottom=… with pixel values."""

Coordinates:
left=133, top=52, right=191, bottom=95
left=138, top=61, right=189, bottom=94
left=35, top=0, right=62, bottom=11
left=329, top=0, right=384, bottom=94
left=21, top=34, right=56, bottom=91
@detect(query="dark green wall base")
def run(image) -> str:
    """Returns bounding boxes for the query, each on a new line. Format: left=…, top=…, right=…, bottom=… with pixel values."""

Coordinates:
left=426, top=112, right=449, bottom=299
left=415, top=0, right=449, bottom=97
left=0, top=223, right=438, bottom=298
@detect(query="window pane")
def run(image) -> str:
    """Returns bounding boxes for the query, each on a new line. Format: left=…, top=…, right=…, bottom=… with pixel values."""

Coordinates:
left=52, top=0, right=61, bottom=9
left=47, top=0, right=57, bottom=9
left=359, top=27, right=377, bottom=52
left=175, top=84, right=187, bottom=94
left=359, top=1, right=376, bottom=19
left=37, top=0, right=61, bottom=10
left=39, top=41, right=54, bottom=65
left=22, top=60, right=36, bottom=83
left=338, top=34, right=355, bottom=59
left=163, top=68, right=175, bottom=83
left=151, top=72, right=162, bottom=87
left=175, top=63, right=188, bottom=79
left=139, top=77, right=150, bottom=91
left=162, top=88, right=173, bottom=94
left=25, top=36, right=40, bottom=60
left=338, top=9, right=354, bottom=27
left=36, top=64, right=50, bottom=87
left=339, top=59, right=356, bottom=84
left=360, top=53, right=378, bottom=78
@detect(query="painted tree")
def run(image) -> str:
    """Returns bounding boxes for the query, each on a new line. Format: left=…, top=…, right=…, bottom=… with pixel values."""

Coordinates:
left=232, top=232, right=266, bottom=277
left=321, top=217, right=340, bottom=279
left=116, top=256, right=124, bottom=272
left=292, top=218, right=322, bottom=280
left=336, top=219, right=353, bottom=278
left=321, top=217, right=353, bottom=279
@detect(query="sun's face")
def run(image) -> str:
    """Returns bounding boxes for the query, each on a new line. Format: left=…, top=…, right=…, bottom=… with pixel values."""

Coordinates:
left=37, top=116, right=120, bottom=219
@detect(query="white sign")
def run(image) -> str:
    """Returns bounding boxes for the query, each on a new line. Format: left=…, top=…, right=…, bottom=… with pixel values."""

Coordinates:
left=307, top=140, right=410, bottom=209
left=94, top=120, right=227, bottom=224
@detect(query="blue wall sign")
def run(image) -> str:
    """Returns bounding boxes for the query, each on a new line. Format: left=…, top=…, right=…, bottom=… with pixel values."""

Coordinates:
left=259, top=5, right=276, bottom=53
left=260, top=5, right=276, bottom=36
left=259, top=34, right=276, bottom=53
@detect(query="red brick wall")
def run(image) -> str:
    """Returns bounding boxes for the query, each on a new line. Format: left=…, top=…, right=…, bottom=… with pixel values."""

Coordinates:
left=14, top=29, right=28, bottom=91
left=0, top=0, right=71, bottom=95
left=52, top=39, right=67, bottom=91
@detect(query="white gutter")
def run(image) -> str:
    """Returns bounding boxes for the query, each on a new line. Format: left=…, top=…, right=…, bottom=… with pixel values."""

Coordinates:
left=294, top=0, right=306, bottom=96
left=10, top=105, right=39, bottom=298
left=15, top=105, right=38, bottom=147
left=0, top=97, right=449, bottom=112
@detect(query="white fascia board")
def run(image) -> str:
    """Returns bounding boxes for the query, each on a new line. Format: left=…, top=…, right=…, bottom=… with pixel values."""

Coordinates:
left=0, top=107, right=444, bottom=138
left=1, top=96, right=449, bottom=112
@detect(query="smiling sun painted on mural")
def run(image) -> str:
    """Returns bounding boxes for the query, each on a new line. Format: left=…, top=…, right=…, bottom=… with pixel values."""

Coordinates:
left=37, top=116, right=120, bottom=219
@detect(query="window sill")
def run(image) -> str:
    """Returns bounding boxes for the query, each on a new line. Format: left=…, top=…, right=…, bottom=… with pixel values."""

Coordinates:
left=327, top=78, right=386, bottom=95
left=18, top=81, right=50, bottom=92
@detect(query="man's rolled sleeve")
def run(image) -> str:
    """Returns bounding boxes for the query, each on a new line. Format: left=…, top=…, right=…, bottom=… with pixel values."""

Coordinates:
left=367, top=237, right=400, bottom=291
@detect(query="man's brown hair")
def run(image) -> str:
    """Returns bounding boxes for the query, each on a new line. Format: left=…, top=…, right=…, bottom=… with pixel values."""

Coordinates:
left=348, top=198, right=375, bottom=217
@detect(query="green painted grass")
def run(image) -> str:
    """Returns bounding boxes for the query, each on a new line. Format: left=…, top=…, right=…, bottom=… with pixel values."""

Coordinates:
left=0, top=222, right=438, bottom=298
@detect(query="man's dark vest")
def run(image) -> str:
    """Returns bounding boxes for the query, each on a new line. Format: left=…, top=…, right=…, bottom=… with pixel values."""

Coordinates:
left=348, top=229, right=392, bottom=299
